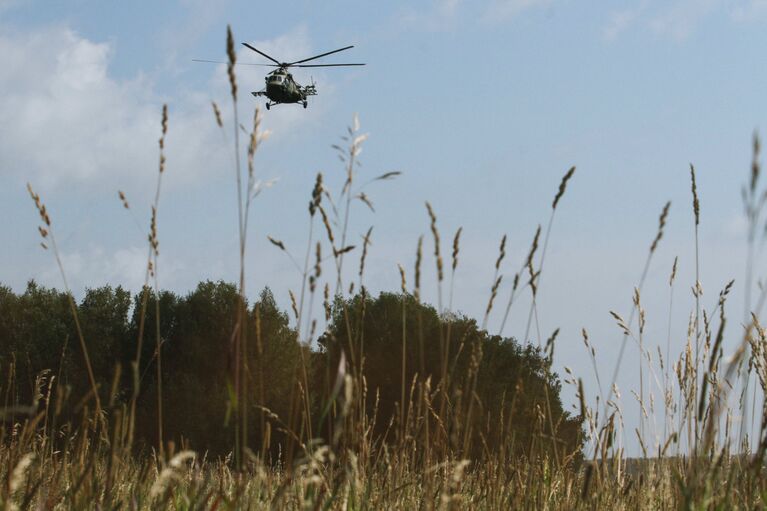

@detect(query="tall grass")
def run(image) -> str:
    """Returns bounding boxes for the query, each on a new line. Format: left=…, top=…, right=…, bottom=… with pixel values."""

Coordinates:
left=4, top=25, right=767, bottom=510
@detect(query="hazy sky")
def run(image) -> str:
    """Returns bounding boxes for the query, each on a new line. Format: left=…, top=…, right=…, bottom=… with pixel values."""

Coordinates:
left=3, top=0, right=767, bottom=454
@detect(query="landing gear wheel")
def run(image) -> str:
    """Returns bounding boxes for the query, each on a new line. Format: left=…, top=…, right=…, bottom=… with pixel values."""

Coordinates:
left=303, top=101, right=308, bottom=109
left=266, top=102, right=271, bottom=110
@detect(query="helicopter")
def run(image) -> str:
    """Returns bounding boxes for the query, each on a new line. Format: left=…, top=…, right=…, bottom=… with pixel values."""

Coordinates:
left=194, top=43, right=364, bottom=110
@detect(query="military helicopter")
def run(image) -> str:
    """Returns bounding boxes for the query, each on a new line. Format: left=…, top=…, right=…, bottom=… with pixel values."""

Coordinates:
left=194, top=43, right=364, bottom=110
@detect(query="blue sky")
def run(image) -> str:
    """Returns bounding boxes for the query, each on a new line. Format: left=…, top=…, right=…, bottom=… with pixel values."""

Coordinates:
left=3, top=0, right=767, bottom=453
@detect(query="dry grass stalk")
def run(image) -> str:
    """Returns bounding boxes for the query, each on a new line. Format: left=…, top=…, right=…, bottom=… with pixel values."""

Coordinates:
left=650, top=201, right=671, bottom=254
left=359, top=227, right=373, bottom=280
left=12, top=29, right=767, bottom=506
left=211, top=101, right=223, bottom=127
left=414, top=236, right=423, bottom=302
left=552, top=166, right=576, bottom=210
left=452, top=227, right=462, bottom=273
left=521, top=167, right=576, bottom=345
left=690, top=164, right=700, bottom=226
left=26, top=184, right=101, bottom=417
left=226, top=25, right=237, bottom=100
left=425, top=202, right=443, bottom=283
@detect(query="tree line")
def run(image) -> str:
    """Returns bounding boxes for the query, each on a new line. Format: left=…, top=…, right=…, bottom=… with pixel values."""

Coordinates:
left=0, top=280, right=582, bottom=461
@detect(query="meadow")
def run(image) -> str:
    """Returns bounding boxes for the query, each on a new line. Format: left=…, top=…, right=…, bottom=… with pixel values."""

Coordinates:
left=3, top=27, right=767, bottom=510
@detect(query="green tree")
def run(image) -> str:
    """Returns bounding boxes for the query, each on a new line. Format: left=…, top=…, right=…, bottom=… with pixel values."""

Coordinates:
left=78, top=285, right=132, bottom=401
left=316, top=291, right=583, bottom=461
left=127, top=282, right=304, bottom=456
left=0, top=281, right=73, bottom=405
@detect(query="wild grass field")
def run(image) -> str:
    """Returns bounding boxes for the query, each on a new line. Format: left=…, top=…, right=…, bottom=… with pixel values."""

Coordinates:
left=3, top=26, right=767, bottom=510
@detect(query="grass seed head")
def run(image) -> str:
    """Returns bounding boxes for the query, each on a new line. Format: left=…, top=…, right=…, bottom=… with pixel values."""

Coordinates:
left=425, top=202, right=443, bottom=282
left=309, top=173, right=323, bottom=217
left=211, top=101, right=223, bottom=128
left=485, top=275, right=503, bottom=318
left=553, top=166, right=576, bottom=210
left=158, top=104, right=168, bottom=173
left=751, top=131, right=761, bottom=194
left=323, top=283, right=331, bottom=321
left=27, top=183, right=51, bottom=226
left=226, top=25, right=237, bottom=100
left=289, top=290, right=298, bottom=320
left=577, top=377, right=587, bottom=417
left=650, top=201, right=671, bottom=254
left=610, top=310, right=631, bottom=336
left=118, top=190, right=130, bottom=209
left=357, top=192, right=374, bottom=212
left=310, top=242, right=322, bottom=293
left=670, top=256, right=678, bottom=286
left=414, top=236, right=423, bottom=301
left=359, top=226, right=373, bottom=278
left=149, top=206, right=159, bottom=254
left=161, top=104, right=168, bottom=137
left=526, top=226, right=541, bottom=293
left=526, top=226, right=541, bottom=270
left=545, top=328, right=559, bottom=355
left=319, top=205, right=335, bottom=245
left=334, top=245, right=355, bottom=258
left=690, top=164, right=700, bottom=226
left=452, top=227, right=462, bottom=272
left=267, top=236, right=286, bottom=251
left=495, top=234, right=507, bottom=270
left=9, top=453, right=35, bottom=495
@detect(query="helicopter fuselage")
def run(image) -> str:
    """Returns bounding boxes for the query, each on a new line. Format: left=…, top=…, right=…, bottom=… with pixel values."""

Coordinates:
left=265, top=70, right=302, bottom=102
left=252, top=68, right=316, bottom=109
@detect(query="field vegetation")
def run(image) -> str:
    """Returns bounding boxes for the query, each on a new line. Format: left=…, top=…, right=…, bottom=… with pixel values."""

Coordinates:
left=2, top=26, right=767, bottom=509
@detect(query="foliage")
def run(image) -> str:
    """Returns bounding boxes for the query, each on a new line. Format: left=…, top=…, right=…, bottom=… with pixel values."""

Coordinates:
left=0, top=281, right=579, bottom=463
left=0, top=281, right=305, bottom=456
left=316, top=291, right=583, bottom=461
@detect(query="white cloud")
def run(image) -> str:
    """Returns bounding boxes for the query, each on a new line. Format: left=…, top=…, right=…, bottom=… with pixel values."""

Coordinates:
left=0, top=0, right=26, bottom=14
left=0, top=24, right=329, bottom=195
left=159, top=0, right=226, bottom=70
left=730, top=0, right=767, bottom=21
left=437, top=0, right=462, bottom=18
left=243, top=25, right=314, bottom=65
left=0, top=24, right=227, bottom=193
left=648, top=0, right=719, bottom=40
left=482, top=0, right=552, bottom=23
left=602, top=0, right=767, bottom=42
left=394, top=0, right=553, bottom=31
left=0, top=22, right=338, bottom=299
left=603, top=3, right=647, bottom=41
left=394, top=0, right=466, bottom=32
left=39, top=245, right=156, bottom=295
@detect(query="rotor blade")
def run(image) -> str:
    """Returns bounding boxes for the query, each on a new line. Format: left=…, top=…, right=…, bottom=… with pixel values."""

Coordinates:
left=293, top=63, right=366, bottom=68
left=287, top=45, right=355, bottom=65
left=193, top=59, right=277, bottom=67
left=241, top=43, right=282, bottom=65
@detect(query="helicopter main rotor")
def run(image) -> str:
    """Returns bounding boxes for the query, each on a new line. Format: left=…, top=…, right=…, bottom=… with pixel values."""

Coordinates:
left=240, top=42, right=365, bottom=69
left=193, top=43, right=365, bottom=69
